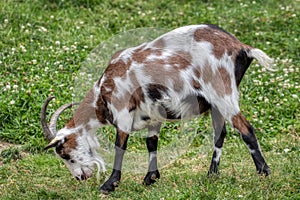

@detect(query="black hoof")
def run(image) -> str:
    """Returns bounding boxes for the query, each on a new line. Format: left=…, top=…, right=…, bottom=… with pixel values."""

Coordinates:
left=208, top=160, right=220, bottom=176
left=100, top=180, right=119, bottom=195
left=258, top=165, right=271, bottom=176
left=143, top=170, right=160, bottom=186
left=100, top=169, right=121, bottom=194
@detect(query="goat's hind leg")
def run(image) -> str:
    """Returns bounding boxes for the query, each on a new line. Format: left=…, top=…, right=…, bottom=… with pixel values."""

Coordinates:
left=231, top=112, right=271, bottom=176
left=210, top=92, right=270, bottom=176
left=208, top=107, right=227, bottom=175
left=143, top=124, right=161, bottom=186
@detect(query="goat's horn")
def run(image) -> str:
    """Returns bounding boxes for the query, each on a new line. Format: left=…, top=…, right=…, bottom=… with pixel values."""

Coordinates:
left=48, top=101, right=79, bottom=135
left=41, top=96, right=79, bottom=142
left=41, top=96, right=56, bottom=141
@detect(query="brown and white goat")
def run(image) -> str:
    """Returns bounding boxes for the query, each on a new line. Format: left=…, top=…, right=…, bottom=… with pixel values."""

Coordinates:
left=41, top=24, right=272, bottom=194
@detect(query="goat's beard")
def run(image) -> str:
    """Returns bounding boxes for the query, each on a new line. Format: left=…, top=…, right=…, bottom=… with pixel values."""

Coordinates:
left=92, top=153, right=106, bottom=180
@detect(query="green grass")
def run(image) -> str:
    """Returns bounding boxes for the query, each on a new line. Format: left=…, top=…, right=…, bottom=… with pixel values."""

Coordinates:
left=0, top=0, right=299, bottom=199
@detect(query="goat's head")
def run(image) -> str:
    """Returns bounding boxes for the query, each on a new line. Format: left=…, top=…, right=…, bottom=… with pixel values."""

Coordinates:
left=41, top=96, right=105, bottom=181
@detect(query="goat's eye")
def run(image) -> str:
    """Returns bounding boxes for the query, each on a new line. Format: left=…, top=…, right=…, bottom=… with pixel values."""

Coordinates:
left=70, top=159, right=75, bottom=163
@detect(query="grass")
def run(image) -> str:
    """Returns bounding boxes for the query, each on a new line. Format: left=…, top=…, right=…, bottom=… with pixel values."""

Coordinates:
left=0, top=0, right=299, bottom=199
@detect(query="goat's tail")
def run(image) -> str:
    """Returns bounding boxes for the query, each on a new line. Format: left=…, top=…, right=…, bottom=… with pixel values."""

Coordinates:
left=247, top=48, right=277, bottom=71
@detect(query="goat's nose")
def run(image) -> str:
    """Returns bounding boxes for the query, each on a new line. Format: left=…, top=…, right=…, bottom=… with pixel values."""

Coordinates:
left=81, top=174, right=87, bottom=180
left=75, top=176, right=80, bottom=181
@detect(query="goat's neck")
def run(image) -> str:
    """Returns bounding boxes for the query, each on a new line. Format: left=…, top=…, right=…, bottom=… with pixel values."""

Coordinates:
left=66, top=88, right=103, bottom=134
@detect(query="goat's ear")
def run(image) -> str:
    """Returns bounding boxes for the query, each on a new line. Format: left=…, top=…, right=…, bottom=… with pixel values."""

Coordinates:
left=44, top=137, right=60, bottom=150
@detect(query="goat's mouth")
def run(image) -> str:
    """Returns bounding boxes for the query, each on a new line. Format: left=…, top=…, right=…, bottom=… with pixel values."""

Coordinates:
left=75, top=169, right=93, bottom=181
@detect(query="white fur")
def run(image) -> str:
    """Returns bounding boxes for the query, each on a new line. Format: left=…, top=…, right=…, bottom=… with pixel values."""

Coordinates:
left=213, top=147, right=222, bottom=163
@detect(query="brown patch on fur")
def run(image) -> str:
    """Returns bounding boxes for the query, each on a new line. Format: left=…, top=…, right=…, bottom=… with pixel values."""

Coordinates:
left=144, top=61, right=184, bottom=92
left=96, top=96, right=110, bottom=124
left=66, top=118, right=75, bottom=128
left=168, top=51, right=192, bottom=69
left=129, top=86, right=145, bottom=111
left=202, top=62, right=213, bottom=84
left=231, top=113, right=251, bottom=135
left=218, top=67, right=232, bottom=95
left=194, top=68, right=201, bottom=78
left=132, top=47, right=162, bottom=63
left=100, top=56, right=132, bottom=104
left=192, top=79, right=202, bottom=90
left=72, top=89, right=98, bottom=126
left=116, top=129, right=129, bottom=149
left=194, top=27, right=246, bottom=59
left=63, top=134, right=78, bottom=154
left=202, top=63, right=232, bottom=96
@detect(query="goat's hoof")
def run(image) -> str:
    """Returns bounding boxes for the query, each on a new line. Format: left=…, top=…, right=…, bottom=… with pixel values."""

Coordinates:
left=100, top=180, right=119, bottom=194
left=207, top=164, right=219, bottom=177
left=143, top=170, right=160, bottom=186
left=207, top=171, right=219, bottom=177
left=258, top=166, right=271, bottom=176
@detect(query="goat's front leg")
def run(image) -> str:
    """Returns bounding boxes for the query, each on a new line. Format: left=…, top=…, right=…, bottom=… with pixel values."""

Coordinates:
left=208, top=108, right=227, bottom=175
left=143, top=124, right=161, bottom=186
left=100, top=129, right=129, bottom=194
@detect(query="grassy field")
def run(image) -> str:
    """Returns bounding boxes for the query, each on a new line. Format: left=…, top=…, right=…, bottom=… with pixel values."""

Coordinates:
left=0, top=0, right=299, bottom=199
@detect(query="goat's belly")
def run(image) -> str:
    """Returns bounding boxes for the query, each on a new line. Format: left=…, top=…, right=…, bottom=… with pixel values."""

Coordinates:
left=131, top=96, right=210, bottom=130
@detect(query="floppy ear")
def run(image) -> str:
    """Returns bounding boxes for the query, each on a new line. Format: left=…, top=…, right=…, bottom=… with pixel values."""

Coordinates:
left=44, top=137, right=60, bottom=150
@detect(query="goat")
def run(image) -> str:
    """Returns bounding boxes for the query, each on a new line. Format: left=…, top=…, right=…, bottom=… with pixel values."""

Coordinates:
left=41, top=24, right=272, bottom=194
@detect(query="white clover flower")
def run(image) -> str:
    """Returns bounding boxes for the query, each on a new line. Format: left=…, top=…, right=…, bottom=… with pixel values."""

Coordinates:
left=50, top=15, right=54, bottom=19
left=63, top=46, right=70, bottom=51
left=20, top=45, right=27, bottom=52
left=10, top=100, right=15, bottom=105
left=55, top=41, right=60, bottom=46
left=291, top=94, right=298, bottom=99
left=13, top=85, right=18, bottom=89
left=283, top=148, right=290, bottom=153
left=264, top=98, right=269, bottom=103
left=6, top=85, right=11, bottom=90
left=4, top=19, right=8, bottom=23
left=32, top=59, right=37, bottom=64
left=39, top=26, right=47, bottom=32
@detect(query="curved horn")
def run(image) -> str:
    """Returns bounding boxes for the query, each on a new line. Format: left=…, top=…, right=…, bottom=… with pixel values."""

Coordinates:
left=41, top=96, right=79, bottom=142
left=48, top=101, right=79, bottom=135
left=41, top=96, right=56, bottom=141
